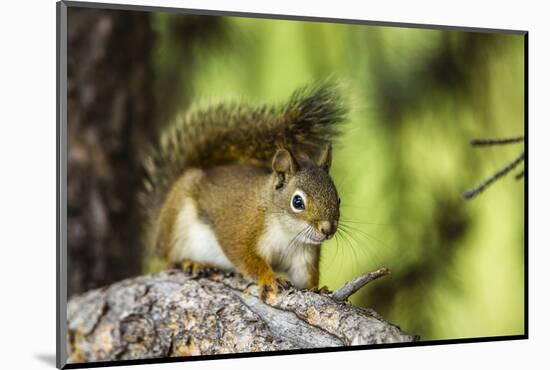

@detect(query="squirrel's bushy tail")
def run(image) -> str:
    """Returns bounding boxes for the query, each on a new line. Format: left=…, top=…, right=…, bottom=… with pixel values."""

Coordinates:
left=140, top=81, right=347, bottom=218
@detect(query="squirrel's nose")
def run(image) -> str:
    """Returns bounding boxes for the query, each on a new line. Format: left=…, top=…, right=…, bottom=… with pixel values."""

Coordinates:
left=318, top=220, right=337, bottom=239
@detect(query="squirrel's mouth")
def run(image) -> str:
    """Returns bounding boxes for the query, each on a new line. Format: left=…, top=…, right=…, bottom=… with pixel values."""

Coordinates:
left=307, top=222, right=337, bottom=244
left=307, top=231, right=327, bottom=244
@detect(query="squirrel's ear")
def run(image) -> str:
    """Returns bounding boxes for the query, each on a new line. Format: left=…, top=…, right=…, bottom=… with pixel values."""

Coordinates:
left=317, top=144, right=332, bottom=172
left=272, top=149, right=297, bottom=187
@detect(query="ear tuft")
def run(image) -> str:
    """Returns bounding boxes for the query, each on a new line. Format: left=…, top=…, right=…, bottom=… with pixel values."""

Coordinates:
left=272, top=149, right=297, bottom=187
left=317, top=144, right=332, bottom=172
left=272, top=149, right=297, bottom=174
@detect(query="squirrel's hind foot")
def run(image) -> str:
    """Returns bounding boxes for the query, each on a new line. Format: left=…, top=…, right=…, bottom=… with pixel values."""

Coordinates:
left=307, top=285, right=332, bottom=294
left=175, top=259, right=218, bottom=278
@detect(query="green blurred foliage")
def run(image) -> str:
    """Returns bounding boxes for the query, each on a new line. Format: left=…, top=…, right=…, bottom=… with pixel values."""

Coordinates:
left=152, top=14, right=524, bottom=340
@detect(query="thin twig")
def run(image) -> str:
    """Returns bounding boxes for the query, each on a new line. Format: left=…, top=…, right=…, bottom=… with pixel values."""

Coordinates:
left=332, top=267, right=391, bottom=301
left=515, top=169, right=525, bottom=180
left=464, top=151, right=525, bottom=199
left=470, top=136, right=524, bottom=147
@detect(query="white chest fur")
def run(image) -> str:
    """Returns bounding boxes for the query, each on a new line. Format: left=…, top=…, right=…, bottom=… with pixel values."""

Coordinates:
left=170, top=198, right=235, bottom=271
left=257, top=215, right=319, bottom=289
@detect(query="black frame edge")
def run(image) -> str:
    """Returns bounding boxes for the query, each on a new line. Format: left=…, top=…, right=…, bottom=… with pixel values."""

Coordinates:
left=57, top=1, right=68, bottom=368
left=62, top=335, right=528, bottom=369
left=62, top=0, right=527, bottom=35
left=523, top=32, right=529, bottom=338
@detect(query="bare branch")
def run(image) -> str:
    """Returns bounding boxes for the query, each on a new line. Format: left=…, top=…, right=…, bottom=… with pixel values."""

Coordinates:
left=470, top=136, right=524, bottom=147
left=332, top=267, right=391, bottom=301
left=464, top=151, right=524, bottom=200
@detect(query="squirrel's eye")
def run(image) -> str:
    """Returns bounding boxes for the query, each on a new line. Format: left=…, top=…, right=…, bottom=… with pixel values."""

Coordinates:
left=291, top=192, right=306, bottom=213
left=292, top=195, right=305, bottom=211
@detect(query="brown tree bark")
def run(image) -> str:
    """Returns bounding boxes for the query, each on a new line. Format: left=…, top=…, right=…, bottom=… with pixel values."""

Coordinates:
left=66, top=7, right=154, bottom=296
left=67, top=269, right=417, bottom=364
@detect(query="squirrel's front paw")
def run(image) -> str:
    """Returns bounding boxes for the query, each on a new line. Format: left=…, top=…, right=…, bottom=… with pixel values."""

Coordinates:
left=259, top=275, right=292, bottom=304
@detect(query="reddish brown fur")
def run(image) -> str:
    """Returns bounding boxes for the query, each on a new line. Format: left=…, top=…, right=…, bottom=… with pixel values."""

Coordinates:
left=151, top=153, right=339, bottom=299
left=143, top=83, right=346, bottom=301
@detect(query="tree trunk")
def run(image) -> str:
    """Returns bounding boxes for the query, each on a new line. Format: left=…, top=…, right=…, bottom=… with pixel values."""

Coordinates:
left=66, top=7, right=154, bottom=296
left=67, top=269, right=417, bottom=364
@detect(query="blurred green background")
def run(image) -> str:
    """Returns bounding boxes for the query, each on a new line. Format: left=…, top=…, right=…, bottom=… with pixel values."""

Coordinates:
left=152, top=15, right=524, bottom=341
left=67, top=8, right=525, bottom=342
